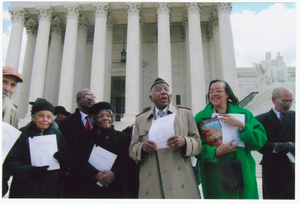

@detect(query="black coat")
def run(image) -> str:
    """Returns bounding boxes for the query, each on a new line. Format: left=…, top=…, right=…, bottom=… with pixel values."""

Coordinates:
left=71, top=126, right=137, bottom=198
left=256, top=109, right=295, bottom=199
left=3, top=122, right=69, bottom=198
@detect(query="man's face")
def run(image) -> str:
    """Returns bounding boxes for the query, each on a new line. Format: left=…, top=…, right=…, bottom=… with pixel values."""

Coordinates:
left=3, top=75, right=17, bottom=98
left=272, top=89, right=293, bottom=114
left=77, top=89, right=95, bottom=112
left=54, top=113, right=66, bottom=124
left=149, top=83, right=172, bottom=110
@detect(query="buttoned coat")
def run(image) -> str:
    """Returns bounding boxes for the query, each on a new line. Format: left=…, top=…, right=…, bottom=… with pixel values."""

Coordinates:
left=129, top=104, right=202, bottom=199
left=256, top=109, right=295, bottom=199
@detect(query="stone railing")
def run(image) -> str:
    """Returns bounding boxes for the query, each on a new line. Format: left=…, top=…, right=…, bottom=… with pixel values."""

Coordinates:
left=239, top=92, right=259, bottom=107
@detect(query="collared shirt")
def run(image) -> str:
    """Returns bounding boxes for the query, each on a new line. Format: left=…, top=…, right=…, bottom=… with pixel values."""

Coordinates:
left=272, top=107, right=282, bottom=119
left=155, top=106, right=168, bottom=119
left=79, top=110, right=92, bottom=128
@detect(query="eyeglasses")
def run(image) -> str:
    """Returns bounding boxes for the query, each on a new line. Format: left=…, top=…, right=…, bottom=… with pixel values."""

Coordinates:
left=277, top=98, right=294, bottom=105
left=209, top=89, right=225, bottom=94
left=83, top=94, right=96, bottom=99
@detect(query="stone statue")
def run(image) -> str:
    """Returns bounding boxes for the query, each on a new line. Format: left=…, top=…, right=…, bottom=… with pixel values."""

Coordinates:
left=260, top=52, right=277, bottom=84
left=275, top=52, right=290, bottom=82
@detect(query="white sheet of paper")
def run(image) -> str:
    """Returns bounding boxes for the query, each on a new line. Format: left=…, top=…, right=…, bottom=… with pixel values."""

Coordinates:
left=28, top=134, right=59, bottom=171
left=190, top=156, right=197, bottom=167
left=148, top=113, right=176, bottom=149
left=88, top=145, right=117, bottom=187
left=212, top=113, right=245, bottom=148
left=2, top=121, right=22, bottom=163
left=287, top=152, right=295, bottom=163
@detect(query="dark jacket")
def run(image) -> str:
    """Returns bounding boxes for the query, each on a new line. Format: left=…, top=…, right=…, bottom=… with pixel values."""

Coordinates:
left=3, top=122, right=68, bottom=198
left=71, top=126, right=137, bottom=198
left=256, top=109, right=295, bottom=199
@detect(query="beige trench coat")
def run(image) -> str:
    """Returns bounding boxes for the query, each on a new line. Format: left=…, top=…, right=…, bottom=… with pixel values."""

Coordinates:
left=2, top=103, right=18, bottom=128
left=129, top=105, right=202, bottom=199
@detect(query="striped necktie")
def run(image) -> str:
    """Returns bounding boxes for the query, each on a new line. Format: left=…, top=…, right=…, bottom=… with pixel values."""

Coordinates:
left=279, top=113, right=284, bottom=123
left=157, top=110, right=165, bottom=117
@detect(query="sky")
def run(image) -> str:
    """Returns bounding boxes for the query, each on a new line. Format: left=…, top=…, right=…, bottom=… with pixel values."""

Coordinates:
left=1, top=1, right=297, bottom=73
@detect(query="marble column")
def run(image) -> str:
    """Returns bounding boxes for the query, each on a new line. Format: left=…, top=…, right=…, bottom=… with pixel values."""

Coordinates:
left=73, top=16, right=90, bottom=108
left=104, top=18, right=115, bottom=102
left=185, top=3, right=206, bottom=115
left=90, top=2, right=110, bottom=102
left=26, top=6, right=53, bottom=113
left=183, top=14, right=192, bottom=109
left=139, top=16, right=144, bottom=112
left=215, top=2, right=239, bottom=97
left=5, top=7, right=27, bottom=69
left=123, top=2, right=142, bottom=120
left=44, top=17, right=64, bottom=106
left=207, top=19, right=216, bottom=81
left=18, top=18, right=37, bottom=119
left=210, top=14, right=223, bottom=80
left=155, top=2, right=172, bottom=90
left=58, top=4, right=81, bottom=111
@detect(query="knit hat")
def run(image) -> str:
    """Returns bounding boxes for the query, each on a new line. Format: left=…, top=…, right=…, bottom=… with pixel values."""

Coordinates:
left=150, top=78, right=169, bottom=91
left=3, top=66, right=23, bottom=82
left=31, top=98, right=54, bottom=115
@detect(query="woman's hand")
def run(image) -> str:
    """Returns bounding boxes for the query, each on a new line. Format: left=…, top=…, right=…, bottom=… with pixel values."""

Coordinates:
left=142, top=140, right=157, bottom=153
left=218, top=114, right=245, bottom=131
left=97, top=170, right=116, bottom=187
left=167, top=136, right=185, bottom=150
left=215, top=139, right=239, bottom=157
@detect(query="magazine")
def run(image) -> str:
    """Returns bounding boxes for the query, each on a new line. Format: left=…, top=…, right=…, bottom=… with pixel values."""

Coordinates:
left=197, top=117, right=223, bottom=146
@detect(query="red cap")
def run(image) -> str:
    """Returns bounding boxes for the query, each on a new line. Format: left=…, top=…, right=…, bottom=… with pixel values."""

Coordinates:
left=3, top=66, right=23, bottom=82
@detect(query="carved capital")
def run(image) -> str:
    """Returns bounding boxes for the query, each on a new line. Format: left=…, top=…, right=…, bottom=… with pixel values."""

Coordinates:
left=78, top=15, right=91, bottom=34
left=139, top=14, right=145, bottom=31
left=64, top=4, right=81, bottom=20
left=185, top=2, right=202, bottom=15
left=86, top=27, right=94, bottom=44
left=214, top=3, right=232, bottom=14
left=125, top=2, right=142, bottom=17
left=107, top=17, right=116, bottom=31
left=92, top=3, right=110, bottom=18
left=155, top=2, right=172, bottom=15
left=51, top=17, right=64, bottom=35
left=24, top=18, right=38, bottom=35
left=9, top=7, right=28, bottom=23
left=36, top=6, right=54, bottom=21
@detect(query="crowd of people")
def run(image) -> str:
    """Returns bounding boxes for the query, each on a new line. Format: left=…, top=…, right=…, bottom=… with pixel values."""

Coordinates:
left=2, top=66, right=295, bottom=199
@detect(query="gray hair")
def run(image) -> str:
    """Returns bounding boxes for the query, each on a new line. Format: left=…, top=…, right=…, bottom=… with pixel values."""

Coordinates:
left=272, top=87, right=292, bottom=98
left=89, top=109, right=116, bottom=127
left=31, top=111, right=54, bottom=123
left=76, top=90, right=83, bottom=101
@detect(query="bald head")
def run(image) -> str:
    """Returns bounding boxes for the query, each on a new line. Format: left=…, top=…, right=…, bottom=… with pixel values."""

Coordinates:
left=272, top=87, right=293, bottom=114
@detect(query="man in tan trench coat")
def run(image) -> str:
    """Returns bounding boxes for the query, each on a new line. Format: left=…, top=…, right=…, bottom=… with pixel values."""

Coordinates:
left=129, top=78, right=202, bottom=199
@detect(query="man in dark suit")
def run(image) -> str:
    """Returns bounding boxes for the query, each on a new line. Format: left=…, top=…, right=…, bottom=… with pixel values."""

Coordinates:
left=256, top=87, right=295, bottom=199
left=59, top=89, right=96, bottom=197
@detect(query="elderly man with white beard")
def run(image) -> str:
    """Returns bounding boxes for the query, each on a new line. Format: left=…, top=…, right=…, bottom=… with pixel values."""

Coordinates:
left=2, top=66, right=23, bottom=197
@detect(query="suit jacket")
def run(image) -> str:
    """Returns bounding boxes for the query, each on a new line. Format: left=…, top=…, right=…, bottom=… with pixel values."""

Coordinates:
left=129, top=104, right=202, bottom=199
left=256, top=109, right=295, bottom=199
left=59, top=108, right=87, bottom=197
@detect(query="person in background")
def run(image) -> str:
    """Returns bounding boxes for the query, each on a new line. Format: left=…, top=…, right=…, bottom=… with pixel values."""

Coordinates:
left=2, top=66, right=23, bottom=197
left=256, top=87, right=295, bottom=199
left=3, top=98, right=69, bottom=198
left=129, top=78, right=202, bottom=199
left=59, top=89, right=96, bottom=197
left=52, top=106, right=71, bottom=129
left=194, top=79, right=267, bottom=199
left=71, top=102, right=136, bottom=198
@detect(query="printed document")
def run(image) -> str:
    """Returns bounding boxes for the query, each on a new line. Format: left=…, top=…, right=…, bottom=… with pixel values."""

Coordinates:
left=2, top=121, right=21, bottom=163
left=28, top=134, right=59, bottom=170
left=212, top=113, right=245, bottom=148
left=149, top=113, right=176, bottom=149
left=88, top=145, right=117, bottom=187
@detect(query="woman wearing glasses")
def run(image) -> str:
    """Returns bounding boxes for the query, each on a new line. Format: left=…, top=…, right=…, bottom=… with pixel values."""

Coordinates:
left=194, top=79, right=267, bottom=199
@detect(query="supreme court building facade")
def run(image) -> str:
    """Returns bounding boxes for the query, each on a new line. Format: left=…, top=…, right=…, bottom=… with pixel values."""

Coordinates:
left=5, top=2, right=294, bottom=129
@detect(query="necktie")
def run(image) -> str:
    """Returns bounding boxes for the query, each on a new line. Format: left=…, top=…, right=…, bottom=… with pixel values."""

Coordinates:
left=279, top=113, right=284, bottom=123
left=85, top=116, right=91, bottom=130
left=157, top=110, right=165, bottom=118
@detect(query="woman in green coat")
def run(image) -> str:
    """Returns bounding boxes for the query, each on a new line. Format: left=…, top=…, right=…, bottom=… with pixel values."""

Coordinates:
left=194, top=80, right=267, bottom=199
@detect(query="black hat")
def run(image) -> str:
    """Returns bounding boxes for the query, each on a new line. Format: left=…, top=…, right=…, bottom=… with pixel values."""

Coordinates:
left=29, top=98, right=43, bottom=105
left=150, top=78, right=169, bottom=91
left=54, top=106, right=71, bottom=116
left=88, top=102, right=116, bottom=116
left=31, top=98, right=54, bottom=115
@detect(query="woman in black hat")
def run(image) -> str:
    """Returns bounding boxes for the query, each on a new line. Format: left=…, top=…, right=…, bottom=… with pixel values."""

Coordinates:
left=71, top=102, right=137, bottom=198
left=3, top=98, right=69, bottom=198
